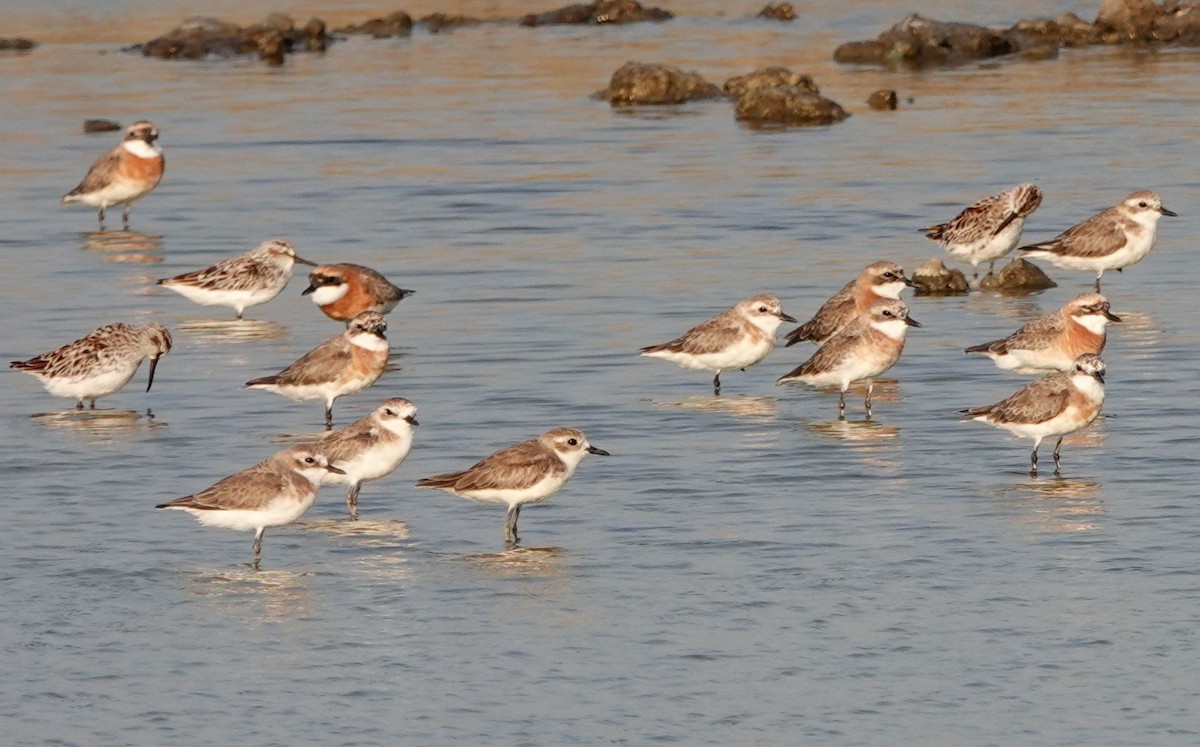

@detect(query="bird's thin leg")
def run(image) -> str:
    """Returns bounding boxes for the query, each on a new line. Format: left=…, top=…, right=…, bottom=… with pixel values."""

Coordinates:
left=89, top=400, right=96, bottom=410
left=324, top=404, right=334, bottom=429
left=838, top=389, right=846, bottom=420
left=75, top=400, right=84, bottom=411
left=504, top=505, right=521, bottom=544
left=864, top=380, right=874, bottom=420
left=346, top=483, right=360, bottom=520
left=252, top=528, right=265, bottom=569
left=97, top=207, right=106, bottom=231
left=1030, top=447, right=1039, bottom=476
left=122, top=205, right=131, bottom=231
left=1094, top=273, right=1102, bottom=292
left=235, top=310, right=244, bottom=321
left=1053, top=437, right=1064, bottom=474
left=712, top=372, right=721, bottom=395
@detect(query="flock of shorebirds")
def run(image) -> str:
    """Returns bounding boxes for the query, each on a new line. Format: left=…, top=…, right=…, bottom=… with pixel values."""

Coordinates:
left=9, top=121, right=1177, bottom=567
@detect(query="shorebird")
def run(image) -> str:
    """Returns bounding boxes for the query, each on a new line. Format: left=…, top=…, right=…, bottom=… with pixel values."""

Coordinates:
left=156, top=444, right=345, bottom=568
left=1019, top=190, right=1176, bottom=291
left=61, top=120, right=164, bottom=231
left=11, top=322, right=172, bottom=409
left=923, top=183, right=1043, bottom=279
left=783, top=261, right=913, bottom=347
left=966, top=293, right=1120, bottom=374
left=777, top=298, right=920, bottom=418
left=246, top=311, right=389, bottom=428
left=158, top=239, right=316, bottom=320
left=318, top=398, right=419, bottom=519
left=302, top=264, right=414, bottom=323
left=640, top=294, right=796, bottom=394
left=962, top=353, right=1107, bottom=476
left=416, top=427, right=608, bottom=544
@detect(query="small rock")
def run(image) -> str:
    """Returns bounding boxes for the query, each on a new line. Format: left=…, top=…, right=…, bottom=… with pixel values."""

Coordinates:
left=522, top=0, right=673, bottom=27
left=600, top=61, right=723, bottom=106
left=724, top=67, right=818, bottom=99
left=978, top=258, right=1057, bottom=292
left=733, top=85, right=848, bottom=127
left=911, top=258, right=970, bottom=295
left=1095, top=0, right=1164, bottom=40
left=420, top=13, right=479, bottom=33
left=137, top=14, right=329, bottom=62
left=302, top=18, right=328, bottom=52
left=834, top=14, right=1020, bottom=68
left=867, top=89, right=898, bottom=110
left=84, top=119, right=122, bottom=133
left=1008, top=12, right=1100, bottom=48
left=758, top=3, right=796, bottom=21
left=0, top=37, right=37, bottom=51
left=1151, top=1, right=1200, bottom=42
left=337, top=11, right=414, bottom=38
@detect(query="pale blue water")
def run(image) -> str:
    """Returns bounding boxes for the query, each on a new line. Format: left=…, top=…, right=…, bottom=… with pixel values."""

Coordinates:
left=3, top=1, right=1200, bottom=744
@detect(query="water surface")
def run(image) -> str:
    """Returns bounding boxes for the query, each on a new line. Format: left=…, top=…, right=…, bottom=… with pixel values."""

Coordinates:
left=3, top=1, right=1200, bottom=744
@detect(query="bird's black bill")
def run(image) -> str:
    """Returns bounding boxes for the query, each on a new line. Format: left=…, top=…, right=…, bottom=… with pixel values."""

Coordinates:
left=905, top=317, right=923, bottom=328
left=1160, top=207, right=1179, bottom=217
left=301, top=284, right=317, bottom=296
left=903, top=277, right=917, bottom=288
left=1093, top=371, right=1106, bottom=384
left=146, top=356, right=161, bottom=392
left=1104, top=310, right=1122, bottom=322
left=587, top=446, right=610, bottom=456
left=326, top=465, right=347, bottom=475
left=293, top=256, right=319, bottom=267
left=777, top=312, right=798, bottom=323
left=405, top=415, right=419, bottom=426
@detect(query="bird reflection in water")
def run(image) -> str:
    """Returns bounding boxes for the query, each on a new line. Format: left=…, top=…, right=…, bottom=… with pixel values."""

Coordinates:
left=997, top=477, right=1105, bottom=533
left=176, top=318, right=287, bottom=344
left=652, top=395, right=778, bottom=419
left=80, top=230, right=163, bottom=263
left=805, top=417, right=900, bottom=443
left=463, top=545, right=567, bottom=577
left=30, top=408, right=165, bottom=443
left=188, top=568, right=317, bottom=623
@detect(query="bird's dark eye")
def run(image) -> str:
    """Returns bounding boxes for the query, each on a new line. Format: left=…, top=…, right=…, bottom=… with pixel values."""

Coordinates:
left=567, top=438, right=578, bottom=446
left=385, top=409, right=396, bottom=416
left=1138, top=201, right=1148, bottom=208
left=304, top=456, right=316, bottom=464
left=883, top=272, right=895, bottom=279
left=758, top=306, right=768, bottom=313
left=883, top=310, right=894, bottom=317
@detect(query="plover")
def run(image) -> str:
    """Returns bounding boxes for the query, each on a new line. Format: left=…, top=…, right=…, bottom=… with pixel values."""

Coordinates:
left=923, top=183, right=1043, bottom=279
left=246, top=311, right=389, bottom=428
left=966, top=293, right=1119, bottom=374
left=961, top=353, right=1106, bottom=476
left=777, top=298, right=920, bottom=418
left=783, top=261, right=913, bottom=347
left=61, top=120, right=164, bottom=231
left=640, top=294, right=796, bottom=394
left=302, top=264, right=414, bottom=323
left=317, top=398, right=418, bottom=519
left=1019, top=190, right=1176, bottom=291
left=415, top=427, right=608, bottom=544
left=156, top=444, right=345, bottom=568
left=11, top=322, right=172, bottom=410
left=158, top=239, right=316, bottom=320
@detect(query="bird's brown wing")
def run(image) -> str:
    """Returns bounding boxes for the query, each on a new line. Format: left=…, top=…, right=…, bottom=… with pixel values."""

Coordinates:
left=248, top=335, right=352, bottom=387
left=963, top=373, right=1072, bottom=425
left=417, top=440, right=561, bottom=493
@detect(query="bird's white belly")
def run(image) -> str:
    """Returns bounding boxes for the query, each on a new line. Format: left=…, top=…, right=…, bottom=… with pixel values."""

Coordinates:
left=452, top=474, right=568, bottom=507
left=173, top=494, right=317, bottom=531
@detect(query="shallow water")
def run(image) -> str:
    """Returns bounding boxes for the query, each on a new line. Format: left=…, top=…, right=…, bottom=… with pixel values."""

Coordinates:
left=4, top=1, right=1200, bottom=744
